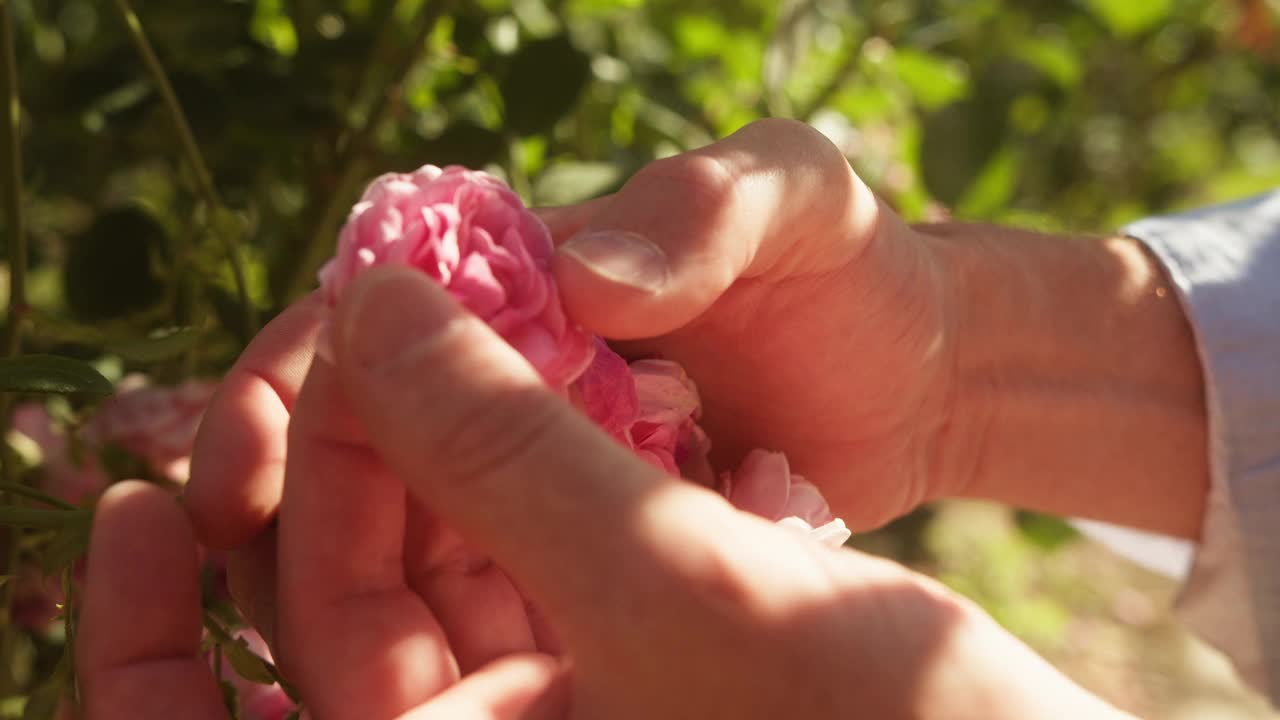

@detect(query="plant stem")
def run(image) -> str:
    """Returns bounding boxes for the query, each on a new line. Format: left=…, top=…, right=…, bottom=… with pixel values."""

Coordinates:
left=280, top=0, right=450, bottom=302
left=62, top=565, right=77, bottom=706
left=0, top=0, right=25, bottom=697
left=111, top=0, right=258, bottom=335
left=111, top=0, right=217, bottom=207
left=284, top=157, right=366, bottom=301
left=1, top=0, right=24, bottom=360
left=0, top=482, right=76, bottom=510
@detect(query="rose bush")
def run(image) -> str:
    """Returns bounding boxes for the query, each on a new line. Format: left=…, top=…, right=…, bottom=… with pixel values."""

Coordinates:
left=10, top=380, right=297, bottom=719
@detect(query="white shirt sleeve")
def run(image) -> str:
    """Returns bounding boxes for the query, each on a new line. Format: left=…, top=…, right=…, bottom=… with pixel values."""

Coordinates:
left=1106, top=191, right=1280, bottom=700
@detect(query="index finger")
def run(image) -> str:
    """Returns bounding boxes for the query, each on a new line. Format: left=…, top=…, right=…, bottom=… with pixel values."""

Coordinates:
left=186, top=293, right=326, bottom=548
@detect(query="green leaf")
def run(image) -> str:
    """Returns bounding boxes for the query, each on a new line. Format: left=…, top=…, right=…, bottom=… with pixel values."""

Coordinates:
left=1012, top=36, right=1083, bottom=89
left=107, top=327, right=202, bottom=363
left=0, top=355, right=114, bottom=396
left=1014, top=511, right=1080, bottom=551
left=38, top=522, right=92, bottom=575
left=251, top=0, right=299, bottom=57
left=1084, top=0, right=1172, bottom=37
left=0, top=482, right=76, bottom=510
left=892, top=49, right=971, bottom=111
left=222, top=636, right=278, bottom=685
left=673, top=14, right=727, bottom=60
left=956, top=145, right=1021, bottom=219
left=0, top=506, right=91, bottom=531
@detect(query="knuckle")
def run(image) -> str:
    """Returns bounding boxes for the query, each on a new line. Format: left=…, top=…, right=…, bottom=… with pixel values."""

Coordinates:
left=744, top=116, right=828, bottom=147
left=635, top=151, right=741, bottom=219
left=739, top=117, right=851, bottom=180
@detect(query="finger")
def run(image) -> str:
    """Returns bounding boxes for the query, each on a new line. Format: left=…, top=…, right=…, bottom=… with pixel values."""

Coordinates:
left=277, top=358, right=457, bottom=719
left=403, top=498, right=537, bottom=674
left=525, top=598, right=562, bottom=656
left=399, top=654, right=569, bottom=720
left=532, top=195, right=614, bottom=243
left=332, top=268, right=754, bottom=634
left=186, top=293, right=326, bottom=548
left=551, top=117, right=882, bottom=338
left=78, top=481, right=227, bottom=720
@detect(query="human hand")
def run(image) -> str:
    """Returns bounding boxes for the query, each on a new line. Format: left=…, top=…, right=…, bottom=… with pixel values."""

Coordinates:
left=253, top=266, right=1127, bottom=720
left=76, top=480, right=567, bottom=720
left=182, top=118, right=954, bottom=654
left=540, top=118, right=960, bottom=531
left=186, top=118, right=961, bottom=591
left=540, top=118, right=1208, bottom=539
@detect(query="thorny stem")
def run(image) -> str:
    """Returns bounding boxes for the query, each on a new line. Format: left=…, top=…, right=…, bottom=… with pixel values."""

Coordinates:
left=111, top=0, right=258, bottom=337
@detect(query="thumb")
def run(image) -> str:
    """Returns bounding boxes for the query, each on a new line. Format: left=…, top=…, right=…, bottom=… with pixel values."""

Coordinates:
left=331, top=267, right=742, bottom=630
left=550, top=117, right=881, bottom=339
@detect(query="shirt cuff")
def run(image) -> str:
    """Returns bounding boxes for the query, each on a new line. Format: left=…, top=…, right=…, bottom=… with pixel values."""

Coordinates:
left=1124, top=191, right=1280, bottom=700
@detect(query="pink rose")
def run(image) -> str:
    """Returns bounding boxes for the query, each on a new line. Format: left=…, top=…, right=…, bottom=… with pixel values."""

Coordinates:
left=719, top=449, right=851, bottom=548
left=85, top=374, right=217, bottom=483
left=570, top=343, right=707, bottom=476
left=11, top=403, right=107, bottom=504
left=318, top=165, right=594, bottom=388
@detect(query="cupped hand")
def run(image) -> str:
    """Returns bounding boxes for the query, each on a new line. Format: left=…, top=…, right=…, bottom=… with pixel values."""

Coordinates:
left=539, top=118, right=965, bottom=530
left=84, top=269, right=1129, bottom=720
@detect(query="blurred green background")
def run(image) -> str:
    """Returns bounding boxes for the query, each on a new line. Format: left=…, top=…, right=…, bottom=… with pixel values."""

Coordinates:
left=3, top=0, right=1280, bottom=717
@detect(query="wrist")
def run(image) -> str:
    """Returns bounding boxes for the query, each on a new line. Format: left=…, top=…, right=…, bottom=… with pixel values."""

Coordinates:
left=917, top=222, right=1209, bottom=538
